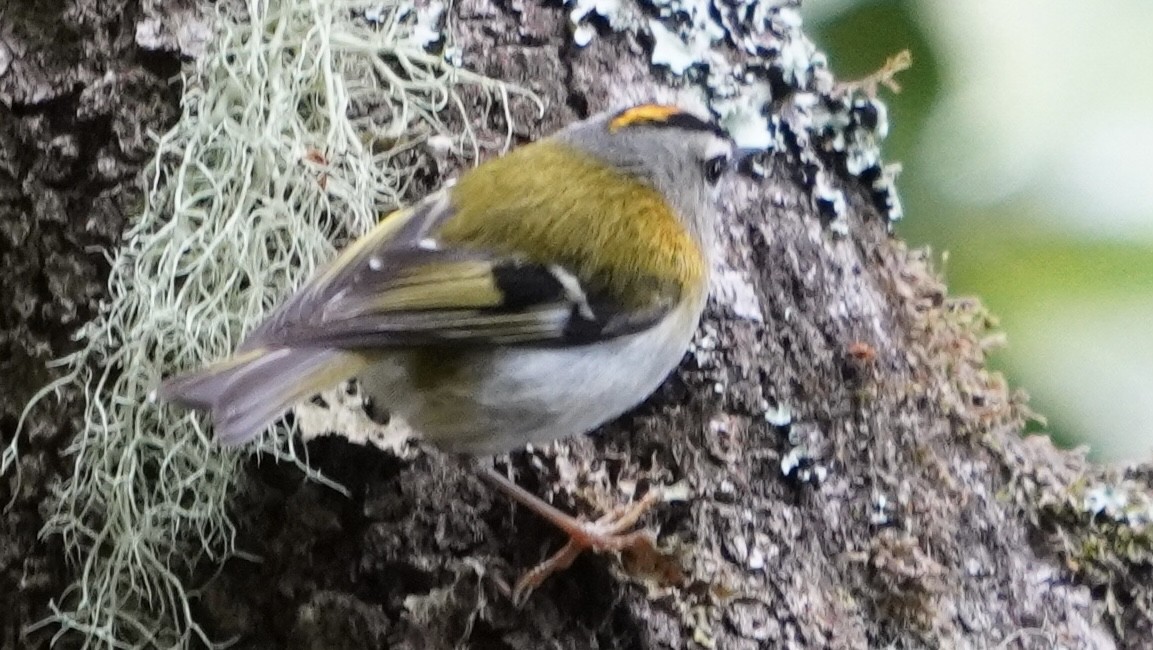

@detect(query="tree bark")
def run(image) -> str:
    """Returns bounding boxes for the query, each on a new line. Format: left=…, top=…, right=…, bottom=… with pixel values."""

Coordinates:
left=2, top=0, right=1150, bottom=649
left=1, top=2, right=181, bottom=648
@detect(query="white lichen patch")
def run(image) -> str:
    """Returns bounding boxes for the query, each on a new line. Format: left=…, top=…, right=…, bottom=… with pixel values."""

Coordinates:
left=568, top=0, right=632, bottom=46
left=1083, top=481, right=1153, bottom=528
left=712, top=266, right=764, bottom=323
left=762, top=400, right=792, bottom=427
left=408, top=2, right=447, bottom=49
left=295, top=383, right=415, bottom=455
left=814, top=171, right=847, bottom=220
left=648, top=19, right=705, bottom=75
left=870, top=492, right=893, bottom=526
left=135, top=9, right=213, bottom=58
left=0, top=37, right=11, bottom=77
left=715, top=84, right=774, bottom=151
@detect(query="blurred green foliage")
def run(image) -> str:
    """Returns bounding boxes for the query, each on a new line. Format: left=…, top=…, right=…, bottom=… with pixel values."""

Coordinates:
left=807, top=1, right=1153, bottom=461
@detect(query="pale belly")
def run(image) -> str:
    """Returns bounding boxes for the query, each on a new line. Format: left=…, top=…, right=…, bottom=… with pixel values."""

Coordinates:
left=358, top=301, right=700, bottom=456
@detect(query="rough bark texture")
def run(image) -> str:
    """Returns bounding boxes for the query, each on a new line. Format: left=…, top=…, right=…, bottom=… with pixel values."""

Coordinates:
left=2, top=1, right=1150, bottom=649
left=1, top=2, right=180, bottom=648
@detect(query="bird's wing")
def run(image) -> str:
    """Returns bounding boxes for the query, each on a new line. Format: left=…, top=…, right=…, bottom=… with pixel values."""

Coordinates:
left=238, top=191, right=679, bottom=351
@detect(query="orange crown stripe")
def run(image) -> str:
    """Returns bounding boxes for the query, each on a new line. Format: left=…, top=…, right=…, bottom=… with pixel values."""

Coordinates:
left=609, top=105, right=685, bottom=131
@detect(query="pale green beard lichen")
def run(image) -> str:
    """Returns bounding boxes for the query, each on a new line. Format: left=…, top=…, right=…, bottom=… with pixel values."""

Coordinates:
left=2, top=0, right=535, bottom=646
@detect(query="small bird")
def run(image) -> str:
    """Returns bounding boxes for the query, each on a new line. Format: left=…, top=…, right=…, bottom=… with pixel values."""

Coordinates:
left=159, top=103, right=734, bottom=598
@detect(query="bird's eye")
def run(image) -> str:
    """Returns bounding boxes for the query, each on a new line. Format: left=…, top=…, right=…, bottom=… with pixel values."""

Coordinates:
left=703, top=155, right=729, bottom=185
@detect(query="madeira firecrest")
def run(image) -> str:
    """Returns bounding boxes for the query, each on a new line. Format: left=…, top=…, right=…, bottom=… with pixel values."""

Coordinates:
left=160, top=103, right=736, bottom=596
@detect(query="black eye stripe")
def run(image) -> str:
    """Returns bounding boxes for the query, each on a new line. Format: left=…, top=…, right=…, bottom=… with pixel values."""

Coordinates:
left=661, top=113, right=730, bottom=140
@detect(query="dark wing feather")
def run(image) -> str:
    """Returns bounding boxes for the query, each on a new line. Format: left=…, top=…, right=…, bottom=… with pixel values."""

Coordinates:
left=238, top=191, right=678, bottom=351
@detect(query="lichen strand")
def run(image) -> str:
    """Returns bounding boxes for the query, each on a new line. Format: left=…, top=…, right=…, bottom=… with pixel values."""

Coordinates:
left=5, top=0, right=533, bottom=647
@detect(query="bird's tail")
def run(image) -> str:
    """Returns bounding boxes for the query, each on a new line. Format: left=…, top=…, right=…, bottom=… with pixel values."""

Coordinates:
left=157, top=347, right=370, bottom=445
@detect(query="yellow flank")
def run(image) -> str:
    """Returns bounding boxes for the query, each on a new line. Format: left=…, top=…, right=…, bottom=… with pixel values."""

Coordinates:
left=440, top=141, right=706, bottom=308
left=405, top=348, right=471, bottom=392
left=609, top=105, right=684, bottom=131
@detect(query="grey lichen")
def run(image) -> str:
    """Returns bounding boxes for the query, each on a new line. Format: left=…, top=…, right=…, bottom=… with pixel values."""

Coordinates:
left=1036, top=473, right=1153, bottom=638
left=779, top=421, right=828, bottom=485
left=562, top=0, right=905, bottom=226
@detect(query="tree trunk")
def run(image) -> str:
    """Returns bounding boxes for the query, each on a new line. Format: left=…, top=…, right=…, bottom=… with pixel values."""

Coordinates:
left=2, top=0, right=1149, bottom=649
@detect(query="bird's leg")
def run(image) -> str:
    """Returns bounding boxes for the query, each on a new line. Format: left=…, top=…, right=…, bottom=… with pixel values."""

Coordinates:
left=477, top=463, right=661, bottom=604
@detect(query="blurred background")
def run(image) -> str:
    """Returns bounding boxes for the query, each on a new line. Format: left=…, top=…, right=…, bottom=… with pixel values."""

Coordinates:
left=804, top=1, right=1152, bottom=462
